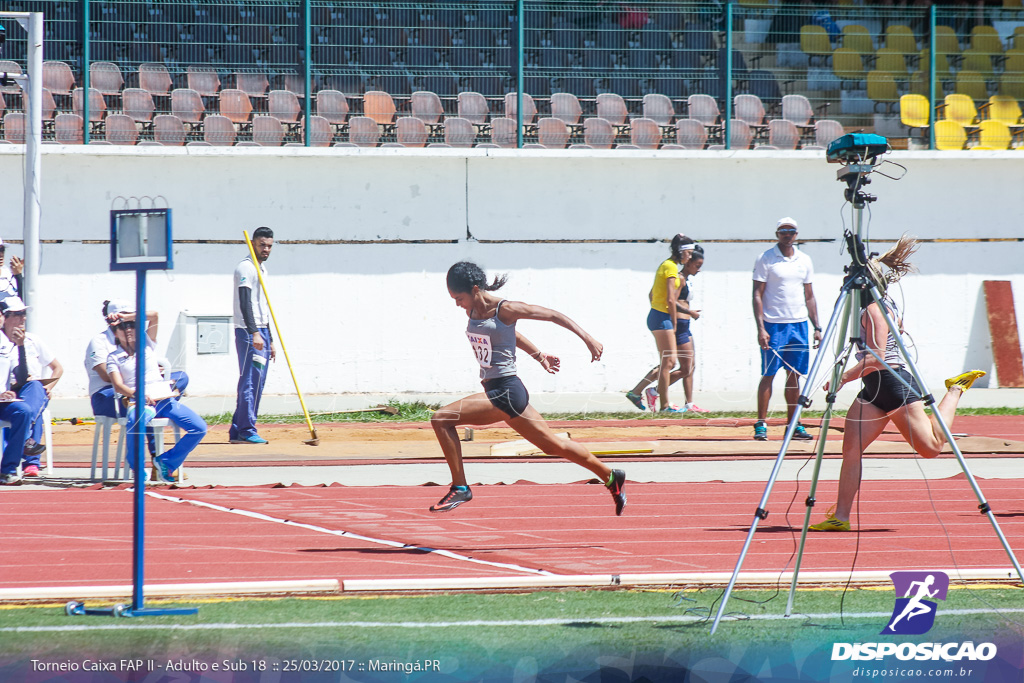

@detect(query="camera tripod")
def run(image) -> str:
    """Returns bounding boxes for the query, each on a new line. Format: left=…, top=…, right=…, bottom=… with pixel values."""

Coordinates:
left=709, top=160, right=1024, bottom=634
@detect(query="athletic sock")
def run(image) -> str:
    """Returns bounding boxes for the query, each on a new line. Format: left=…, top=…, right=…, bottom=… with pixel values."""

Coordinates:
left=605, top=473, right=614, bottom=487
left=453, top=485, right=469, bottom=491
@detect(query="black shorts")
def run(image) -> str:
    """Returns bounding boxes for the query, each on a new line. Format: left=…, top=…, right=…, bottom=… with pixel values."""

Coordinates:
left=857, top=367, right=922, bottom=413
left=482, top=375, right=530, bottom=419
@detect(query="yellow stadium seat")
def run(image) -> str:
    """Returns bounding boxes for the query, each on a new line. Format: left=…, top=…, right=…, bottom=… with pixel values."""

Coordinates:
left=970, top=26, right=1004, bottom=56
left=955, top=70, right=989, bottom=102
left=918, top=49, right=953, bottom=80
left=801, top=25, right=833, bottom=64
left=867, top=71, right=900, bottom=112
left=1004, top=48, right=1024, bottom=75
left=941, top=93, right=981, bottom=126
left=972, top=120, right=1011, bottom=149
left=874, top=47, right=909, bottom=78
left=841, top=25, right=875, bottom=55
left=899, top=94, right=930, bottom=128
left=934, top=26, right=961, bottom=58
left=934, top=120, right=967, bottom=149
left=908, top=71, right=929, bottom=96
left=884, top=25, right=919, bottom=57
left=1013, top=30, right=1024, bottom=52
left=1005, top=0, right=1022, bottom=9
left=998, top=73, right=1024, bottom=100
left=980, top=95, right=1024, bottom=131
left=961, top=49, right=994, bottom=76
left=832, top=48, right=866, bottom=83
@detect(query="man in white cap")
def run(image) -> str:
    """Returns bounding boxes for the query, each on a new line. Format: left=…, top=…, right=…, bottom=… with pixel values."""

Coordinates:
left=0, top=296, right=60, bottom=480
left=751, top=217, right=821, bottom=442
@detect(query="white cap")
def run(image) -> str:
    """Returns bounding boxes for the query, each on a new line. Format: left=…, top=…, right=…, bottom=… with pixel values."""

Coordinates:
left=106, top=299, right=135, bottom=316
left=777, top=217, right=798, bottom=230
left=0, top=296, right=29, bottom=315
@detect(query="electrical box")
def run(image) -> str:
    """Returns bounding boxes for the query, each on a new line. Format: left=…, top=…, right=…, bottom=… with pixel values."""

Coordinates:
left=196, top=317, right=231, bottom=355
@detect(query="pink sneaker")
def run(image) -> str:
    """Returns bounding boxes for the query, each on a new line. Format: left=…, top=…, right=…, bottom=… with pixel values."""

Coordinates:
left=22, top=465, right=40, bottom=477
left=643, top=387, right=659, bottom=411
left=685, top=403, right=710, bottom=414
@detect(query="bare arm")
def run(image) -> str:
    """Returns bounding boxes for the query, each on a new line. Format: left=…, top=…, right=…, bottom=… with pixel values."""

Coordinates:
left=666, top=277, right=680, bottom=328
left=515, top=331, right=560, bottom=374
left=146, top=310, right=159, bottom=342
left=499, top=301, right=603, bottom=362
left=108, top=368, right=135, bottom=399
left=752, top=280, right=769, bottom=349
left=93, top=363, right=112, bottom=384
left=804, top=283, right=821, bottom=349
left=44, top=358, right=63, bottom=397
left=835, top=304, right=889, bottom=388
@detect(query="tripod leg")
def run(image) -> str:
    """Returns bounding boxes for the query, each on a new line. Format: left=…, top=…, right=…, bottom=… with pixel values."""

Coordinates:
left=866, top=286, right=1024, bottom=585
left=711, top=286, right=854, bottom=634
left=785, top=292, right=858, bottom=616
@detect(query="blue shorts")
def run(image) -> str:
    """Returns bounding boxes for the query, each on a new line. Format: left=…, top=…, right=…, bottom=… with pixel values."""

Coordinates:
left=646, top=309, right=673, bottom=331
left=676, top=318, right=692, bottom=346
left=760, top=321, right=809, bottom=377
left=482, top=375, right=530, bottom=419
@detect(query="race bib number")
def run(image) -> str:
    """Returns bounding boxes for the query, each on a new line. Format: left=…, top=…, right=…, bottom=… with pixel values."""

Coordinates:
left=467, top=332, right=492, bottom=368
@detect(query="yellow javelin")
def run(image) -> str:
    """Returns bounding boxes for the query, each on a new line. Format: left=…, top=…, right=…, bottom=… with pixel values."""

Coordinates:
left=243, top=230, right=319, bottom=446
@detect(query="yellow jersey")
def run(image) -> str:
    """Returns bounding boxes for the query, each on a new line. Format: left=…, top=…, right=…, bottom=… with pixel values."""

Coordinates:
left=650, top=259, right=680, bottom=314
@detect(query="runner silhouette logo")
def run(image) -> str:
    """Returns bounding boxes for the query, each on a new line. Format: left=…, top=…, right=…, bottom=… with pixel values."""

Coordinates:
left=881, top=571, right=949, bottom=635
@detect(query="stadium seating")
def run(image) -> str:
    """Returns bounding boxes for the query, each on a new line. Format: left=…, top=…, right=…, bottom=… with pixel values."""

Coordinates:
left=348, top=116, right=381, bottom=147
left=72, top=87, right=107, bottom=122
left=596, top=93, right=628, bottom=126
left=768, top=119, right=799, bottom=150
left=104, top=114, right=138, bottom=145
left=583, top=117, right=615, bottom=149
left=307, top=115, right=334, bottom=147
left=675, top=120, right=708, bottom=150
left=153, top=114, right=186, bottom=145
left=269, top=90, right=301, bottom=124
left=55, top=113, right=84, bottom=144
left=490, top=117, right=517, bottom=147
left=899, top=94, right=931, bottom=131
left=396, top=117, right=428, bottom=147
left=642, top=94, right=675, bottom=126
left=122, top=88, right=156, bottom=123
left=630, top=118, right=662, bottom=149
left=537, top=118, right=569, bottom=148
left=203, top=114, right=237, bottom=146
left=220, top=89, right=254, bottom=125
left=457, top=92, right=489, bottom=125
left=443, top=117, right=476, bottom=148
left=814, top=119, right=845, bottom=147
left=171, top=88, right=205, bottom=125
left=253, top=115, right=285, bottom=146
left=973, top=120, right=1012, bottom=150
left=934, top=119, right=967, bottom=150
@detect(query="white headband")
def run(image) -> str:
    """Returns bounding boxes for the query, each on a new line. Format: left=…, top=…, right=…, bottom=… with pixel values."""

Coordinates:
left=679, top=243, right=696, bottom=251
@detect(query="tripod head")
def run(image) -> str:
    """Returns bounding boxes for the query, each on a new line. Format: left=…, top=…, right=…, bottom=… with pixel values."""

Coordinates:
left=827, top=133, right=890, bottom=207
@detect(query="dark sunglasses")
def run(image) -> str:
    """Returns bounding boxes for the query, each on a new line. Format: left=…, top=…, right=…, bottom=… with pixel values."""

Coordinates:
left=0, top=247, right=7, bottom=253
left=118, top=320, right=137, bottom=330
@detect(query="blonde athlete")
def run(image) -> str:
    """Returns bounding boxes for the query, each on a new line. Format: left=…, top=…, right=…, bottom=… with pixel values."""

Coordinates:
left=810, top=236, right=985, bottom=531
left=429, top=262, right=626, bottom=515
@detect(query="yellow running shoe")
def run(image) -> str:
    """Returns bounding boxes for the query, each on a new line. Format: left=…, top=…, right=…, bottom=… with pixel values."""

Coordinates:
left=945, top=370, right=986, bottom=392
left=809, top=516, right=850, bottom=532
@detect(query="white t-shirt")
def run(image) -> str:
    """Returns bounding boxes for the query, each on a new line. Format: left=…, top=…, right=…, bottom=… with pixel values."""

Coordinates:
left=0, top=265, right=19, bottom=301
left=752, top=245, right=814, bottom=324
left=84, top=328, right=117, bottom=395
left=0, top=332, right=55, bottom=391
left=232, top=256, right=271, bottom=329
left=105, top=338, right=174, bottom=401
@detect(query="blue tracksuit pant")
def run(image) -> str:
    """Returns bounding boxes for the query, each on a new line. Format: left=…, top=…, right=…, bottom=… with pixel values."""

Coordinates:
left=0, top=384, right=36, bottom=475
left=230, top=327, right=270, bottom=440
left=19, top=381, right=48, bottom=468
left=126, top=398, right=207, bottom=473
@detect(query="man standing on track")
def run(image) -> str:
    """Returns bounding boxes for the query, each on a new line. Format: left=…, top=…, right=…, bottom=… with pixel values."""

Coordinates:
left=751, top=217, right=821, bottom=442
left=230, top=227, right=275, bottom=445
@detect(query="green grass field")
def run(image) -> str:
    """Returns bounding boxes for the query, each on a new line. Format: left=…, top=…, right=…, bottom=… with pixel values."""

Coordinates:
left=4, top=587, right=1023, bottom=663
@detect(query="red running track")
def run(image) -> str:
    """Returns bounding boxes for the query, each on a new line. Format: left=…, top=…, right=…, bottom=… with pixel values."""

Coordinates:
left=3, top=475, right=1024, bottom=592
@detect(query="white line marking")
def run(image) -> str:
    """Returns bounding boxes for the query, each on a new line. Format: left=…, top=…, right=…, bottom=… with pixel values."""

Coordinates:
left=6, top=607, right=1024, bottom=633
left=144, top=491, right=554, bottom=577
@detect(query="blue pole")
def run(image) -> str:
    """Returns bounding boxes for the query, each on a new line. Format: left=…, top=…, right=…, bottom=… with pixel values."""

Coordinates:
left=81, top=0, right=90, bottom=144
left=928, top=5, right=936, bottom=151
left=516, top=0, right=524, bottom=148
left=724, top=3, right=733, bottom=150
left=302, top=0, right=311, bottom=147
left=131, top=268, right=147, bottom=611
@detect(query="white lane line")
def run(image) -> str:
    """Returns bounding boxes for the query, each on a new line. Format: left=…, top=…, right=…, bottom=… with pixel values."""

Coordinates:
left=144, top=491, right=554, bottom=577
left=7, top=607, right=1024, bottom=633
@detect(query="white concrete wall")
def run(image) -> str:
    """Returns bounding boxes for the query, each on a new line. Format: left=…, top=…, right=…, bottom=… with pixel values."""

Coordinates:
left=0, top=146, right=1021, bottom=413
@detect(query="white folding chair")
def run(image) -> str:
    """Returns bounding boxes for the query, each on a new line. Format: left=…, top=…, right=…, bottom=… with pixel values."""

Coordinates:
left=90, top=414, right=127, bottom=480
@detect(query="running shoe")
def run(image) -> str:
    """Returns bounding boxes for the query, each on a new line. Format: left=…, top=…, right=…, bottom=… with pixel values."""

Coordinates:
left=230, top=434, right=268, bottom=445
left=0, top=472, right=22, bottom=486
left=659, top=405, right=685, bottom=415
left=606, top=469, right=626, bottom=516
left=152, top=455, right=175, bottom=483
left=22, top=464, right=40, bottom=478
left=753, top=420, right=767, bottom=441
left=643, top=387, right=659, bottom=411
left=23, top=439, right=45, bottom=456
left=625, top=391, right=646, bottom=411
left=430, top=485, right=472, bottom=513
left=809, top=516, right=850, bottom=532
left=793, top=423, right=813, bottom=441
left=945, top=370, right=986, bottom=392
left=684, top=403, right=710, bottom=414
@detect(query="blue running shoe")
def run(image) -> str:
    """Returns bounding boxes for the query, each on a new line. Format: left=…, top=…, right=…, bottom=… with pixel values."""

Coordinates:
left=753, top=421, right=768, bottom=441
left=625, top=391, right=646, bottom=411
left=230, top=434, right=268, bottom=445
left=152, top=456, right=174, bottom=483
left=793, top=423, right=814, bottom=441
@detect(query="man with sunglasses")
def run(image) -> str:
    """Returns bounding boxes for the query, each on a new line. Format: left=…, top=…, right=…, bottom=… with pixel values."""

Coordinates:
left=0, top=238, right=24, bottom=304
left=0, top=296, right=60, bottom=483
left=751, top=218, right=822, bottom=442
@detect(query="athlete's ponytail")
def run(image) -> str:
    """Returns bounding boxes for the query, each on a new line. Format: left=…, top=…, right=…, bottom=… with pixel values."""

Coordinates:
left=446, top=261, right=508, bottom=293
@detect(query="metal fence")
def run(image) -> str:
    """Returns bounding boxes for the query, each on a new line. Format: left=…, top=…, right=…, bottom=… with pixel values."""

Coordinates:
left=0, top=1, right=1022, bottom=149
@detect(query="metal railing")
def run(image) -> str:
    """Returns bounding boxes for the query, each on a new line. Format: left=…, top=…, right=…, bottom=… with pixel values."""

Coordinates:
left=0, top=1, right=1021, bottom=150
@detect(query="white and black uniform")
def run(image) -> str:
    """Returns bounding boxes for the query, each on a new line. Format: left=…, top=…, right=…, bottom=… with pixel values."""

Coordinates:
left=856, top=298, right=922, bottom=412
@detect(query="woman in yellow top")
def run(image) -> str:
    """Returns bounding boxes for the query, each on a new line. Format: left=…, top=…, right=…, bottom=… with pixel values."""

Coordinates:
left=625, top=234, right=696, bottom=414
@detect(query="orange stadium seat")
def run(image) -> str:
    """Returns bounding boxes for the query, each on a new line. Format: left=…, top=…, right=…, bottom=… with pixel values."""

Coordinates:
left=395, top=116, right=428, bottom=147
left=583, top=117, right=614, bottom=149
left=54, top=113, right=84, bottom=144
left=171, top=88, right=205, bottom=125
left=457, top=92, right=489, bottom=125
left=630, top=118, right=662, bottom=149
left=203, top=114, right=237, bottom=146
left=675, top=119, right=707, bottom=149
left=104, top=113, right=138, bottom=145
left=122, top=88, right=155, bottom=123
left=596, top=93, right=629, bottom=126
left=153, top=114, right=186, bottom=145
left=768, top=119, right=799, bottom=149
left=443, top=117, right=476, bottom=148
left=537, top=117, right=569, bottom=148
left=252, top=115, right=284, bottom=146
left=642, top=94, right=675, bottom=126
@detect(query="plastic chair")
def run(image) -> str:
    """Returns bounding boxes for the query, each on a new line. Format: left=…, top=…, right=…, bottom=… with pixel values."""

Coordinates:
left=550, top=93, right=583, bottom=125
left=443, top=117, right=476, bottom=148
left=642, top=93, right=675, bottom=126
left=874, top=48, right=909, bottom=79
left=123, top=88, right=156, bottom=123
left=734, top=94, right=767, bottom=133
left=675, top=119, right=707, bottom=149
left=4, top=113, right=26, bottom=144
left=90, top=415, right=127, bottom=480
left=583, top=117, right=614, bottom=149
left=72, top=87, right=107, bottom=122
left=113, top=418, right=183, bottom=482
left=884, top=25, right=919, bottom=57
left=139, top=63, right=173, bottom=95
left=43, top=61, right=76, bottom=98
left=955, top=70, right=990, bottom=102
left=347, top=116, right=380, bottom=147
left=596, top=93, right=628, bottom=126
left=153, top=114, right=186, bottom=146
left=490, top=117, right=517, bottom=147
left=187, top=66, right=221, bottom=97
left=90, top=62, right=124, bottom=97
left=800, top=25, right=833, bottom=66
left=410, top=91, right=444, bottom=125
left=171, top=88, right=205, bottom=124
left=980, top=96, right=1023, bottom=130
left=268, top=90, right=300, bottom=123
left=841, top=25, right=874, bottom=55
left=395, top=117, right=428, bottom=147
left=899, top=94, right=930, bottom=130
left=726, top=119, right=753, bottom=149
left=866, top=71, right=900, bottom=113
left=363, top=90, right=397, bottom=126
left=973, top=120, right=1011, bottom=150
left=768, top=119, right=799, bottom=149
left=203, top=114, right=237, bottom=146
left=814, top=119, right=845, bottom=147
left=219, top=89, right=253, bottom=125
left=504, top=92, right=537, bottom=124
left=630, top=118, right=661, bottom=149
left=832, top=48, right=866, bottom=85
left=942, top=93, right=981, bottom=127
left=457, top=92, right=489, bottom=125
left=54, top=113, right=84, bottom=144
left=105, top=114, right=139, bottom=145
left=961, top=49, right=995, bottom=77
left=307, top=115, right=334, bottom=147
left=316, top=90, right=350, bottom=129
left=934, top=120, right=966, bottom=150
left=537, top=117, right=569, bottom=148
left=252, top=115, right=285, bottom=146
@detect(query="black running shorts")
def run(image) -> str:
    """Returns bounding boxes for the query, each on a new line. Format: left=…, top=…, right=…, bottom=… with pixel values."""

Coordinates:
left=858, top=366, right=922, bottom=413
left=482, top=375, right=530, bottom=419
